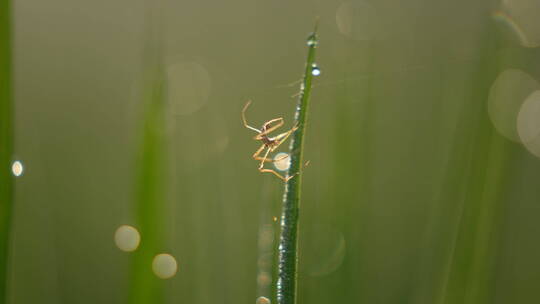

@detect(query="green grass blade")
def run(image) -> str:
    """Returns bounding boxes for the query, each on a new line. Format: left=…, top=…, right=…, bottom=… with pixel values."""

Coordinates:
left=129, top=2, right=167, bottom=303
left=0, top=0, right=13, bottom=302
left=276, top=23, right=319, bottom=304
left=129, top=76, right=167, bottom=304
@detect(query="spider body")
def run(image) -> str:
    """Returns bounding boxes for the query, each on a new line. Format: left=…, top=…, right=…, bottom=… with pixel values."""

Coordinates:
left=242, top=100, right=298, bottom=181
left=260, top=123, right=278, bottom=146
left=260, top=135, right=275, bottom=147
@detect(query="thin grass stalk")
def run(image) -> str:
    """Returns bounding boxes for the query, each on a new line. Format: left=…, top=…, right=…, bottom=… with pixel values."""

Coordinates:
left=276, top=23, right=318, bottom=304
left=129, top=76, right=167, bottom=304
left=129, top=1, right=167, bottom=303
left=0, top=0, right=13, bottom=302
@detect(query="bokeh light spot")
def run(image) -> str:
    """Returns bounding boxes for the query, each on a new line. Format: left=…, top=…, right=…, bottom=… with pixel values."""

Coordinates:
left=167, top=62, right=211, bottom=115
left=216, top=136, right=229, bottom=154
left=258, top=224, right=274, bottom=248
left=114, top=225, right=141, bottom=252
left=488, top=69, right=539, bottom=142
left=256, top=296, right=271, bottom=304
left=305, top=227, right=346, bottom=277
left=273, top=152, right=291, bottom=171
left=257, top=272, right=271, bottom=287
left=152, top=253, right=178, bottom=279
left=492, top=10, right=531, bottom=47
left=518, top=90, right=540, bottom=157
left=499, top=0, right=540, bottom=47
left=336, top=1, right=380, bottom=41
left=11, top=160, right=23, bottom=177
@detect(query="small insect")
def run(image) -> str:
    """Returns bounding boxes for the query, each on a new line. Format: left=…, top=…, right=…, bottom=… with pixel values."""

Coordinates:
left=242, top=100, right=298, bottom=182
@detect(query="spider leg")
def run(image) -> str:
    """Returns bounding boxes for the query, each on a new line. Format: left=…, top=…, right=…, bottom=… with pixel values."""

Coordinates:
left=254, top=118, right=284, bottom=140
left=252, top=143, right=266, bottom=159
left=254, top=152, right=288, bottom=162
left=265, top=124, right=303, bottom=181
left=242, top=100, right=262, bottom=133
left=265, top=118, right=284, bottom=125
left=257, top=147, right=294, bottom=181
left=283, top=160, right=310, bottom=181
left=253, top=144, right=287, bottom=163
left=259, top=168, right=295, bottom=182
left=269, top=125, right=299, bottom=152
left=258, top=147, right=272, bottom=169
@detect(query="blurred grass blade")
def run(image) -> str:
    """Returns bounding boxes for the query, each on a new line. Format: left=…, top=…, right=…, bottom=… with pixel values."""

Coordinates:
left=0, top=0, right=13, bottom=302
left=129, top=76, right=167, bottom=304
left=277, top=22, right=318, bottom=304
left=129, top=1, right=167, bottom=303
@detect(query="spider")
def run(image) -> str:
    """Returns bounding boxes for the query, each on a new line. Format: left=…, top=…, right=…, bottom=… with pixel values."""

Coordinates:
left=242, top=100, right=299, bottom=182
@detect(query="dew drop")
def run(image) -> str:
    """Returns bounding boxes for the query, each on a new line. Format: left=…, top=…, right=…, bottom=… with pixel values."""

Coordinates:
left=114, top=225, right=141, bottom=252
left=152, top=253, right=178, bottom=279
left=11, top=160, right=23, bottom=177
left=306, top=33, right=318, bottom=47
left=311, top=63, right=321, bottom=76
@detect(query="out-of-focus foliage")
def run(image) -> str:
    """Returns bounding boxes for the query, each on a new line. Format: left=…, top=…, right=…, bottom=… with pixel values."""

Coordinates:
left=7, top=0, right=540, bottom=304
left=0, top=0, right=13, bottom=302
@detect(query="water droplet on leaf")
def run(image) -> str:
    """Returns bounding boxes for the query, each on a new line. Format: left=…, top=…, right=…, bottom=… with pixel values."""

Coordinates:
left=306, top=33, right=318, bottom=47
left=311, top=63, right=321, bottom=76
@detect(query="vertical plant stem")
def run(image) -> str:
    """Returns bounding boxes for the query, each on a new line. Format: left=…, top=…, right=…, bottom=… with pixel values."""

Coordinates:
left=130, top=76, right=167, bottom=304
left=276, top=24, right=318, bottom=304
left=129, top=1, right=167, bottom=304
left=0, top=0, right=13, bottom=302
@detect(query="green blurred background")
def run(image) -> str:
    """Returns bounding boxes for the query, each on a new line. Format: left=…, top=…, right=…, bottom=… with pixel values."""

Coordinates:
left=6, top=0, right=540, bottom=303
